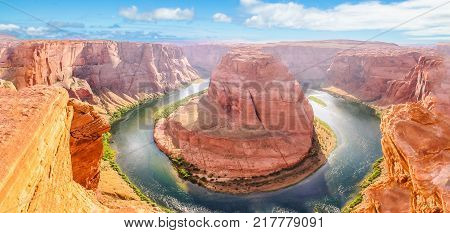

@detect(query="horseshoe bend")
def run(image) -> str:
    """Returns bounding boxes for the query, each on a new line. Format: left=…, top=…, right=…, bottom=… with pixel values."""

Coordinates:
left=153, top=49, right=334, bottom=193
left=0, top=38, right=448, bottom=214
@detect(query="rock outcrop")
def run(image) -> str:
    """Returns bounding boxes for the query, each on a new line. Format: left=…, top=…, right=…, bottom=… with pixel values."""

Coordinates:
left=0, top=40, right=200, bottom=114
left=0, top=86, right=105, bottom=212
left=69, top=99, right=110, bottom=190
left=155, top=49, right=315, bottom=189
left=0, top=85, right=163, bottom=212
left=356, top=103, right=450, bottom=213
left=332, top=48, right=450, bottom=213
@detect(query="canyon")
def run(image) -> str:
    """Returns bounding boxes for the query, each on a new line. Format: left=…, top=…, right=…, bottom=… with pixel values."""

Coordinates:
left=0, top=38, right=448, bottom=212
left=0, top=39, right=200, bottom=114
left=154, top=48, right=336, bottom=193
left=181, top=41, right=449, bottom=211
left=181, top=40, right=398, bottom=87
left=323, top=46, right=450, bottom=213
left=0, top=38, right=202, bottom=212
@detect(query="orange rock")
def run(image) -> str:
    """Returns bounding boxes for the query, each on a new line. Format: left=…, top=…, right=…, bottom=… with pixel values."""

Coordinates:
left=0, top=86, right=105, bottom=212
left=68, top=99, right=110, bottom=190
left=0, top=40, right=200, bottom=113
left=357, top=103, right=450, bottom=213
left=326, top=48, right=431, bottom=102
left=155, top=49, right=314, bottom=179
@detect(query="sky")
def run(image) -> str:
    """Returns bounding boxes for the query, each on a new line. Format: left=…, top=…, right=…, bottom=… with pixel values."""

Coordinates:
left=0, top=0, right=449, bottom=44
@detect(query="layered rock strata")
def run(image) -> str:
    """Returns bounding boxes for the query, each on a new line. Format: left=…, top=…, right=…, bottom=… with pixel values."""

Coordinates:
left=0, top=85, right=162, bottom=212
left=329, top=49, right=450, bottom=213
left=155, top=49, right=317, bottom=192
left=0, top=40, right=200, bottom=114
left=356, top=103, right=449, bottom=213
left=69, top=99, right=110, bottom=190
left=326, top=48, right=431, bottom=103
left=0, top=86, right=105, bottom=212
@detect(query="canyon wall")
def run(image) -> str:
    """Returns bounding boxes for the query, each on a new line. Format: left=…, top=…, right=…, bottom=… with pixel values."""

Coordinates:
left=326, top=48, right=430, bottom=102
left=330, top=47, right=450, bottom=213
left=0, top=85, right=161, bottom=212
left=69, top=99, right=110, bottom=190
left=0, top=86, right=105, bottom=212
left=181, top=43, right=230, bottom=78
left=181, top=40, right=398, bottom=87
left=0, top=40, right=200, bottom=114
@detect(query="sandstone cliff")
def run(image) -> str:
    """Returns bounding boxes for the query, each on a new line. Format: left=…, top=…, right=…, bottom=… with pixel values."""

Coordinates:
left=0, top=85, right=162, bottom=212
left=331, top=49, right=450, bottom=213
left=326, top=48, right=432, bottom=103
left=356, top=103, right=449, bottom=213
left=155, top=49, right=316, bottom=191
left=0, top=40, right=200, bottom=114
left=69, top=99, right=110, bottom=190
left=0, top=86, right=105, bottom=212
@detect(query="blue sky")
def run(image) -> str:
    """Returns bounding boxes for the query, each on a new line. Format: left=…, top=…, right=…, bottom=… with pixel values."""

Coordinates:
left=0, top=0, right=449, bottom=44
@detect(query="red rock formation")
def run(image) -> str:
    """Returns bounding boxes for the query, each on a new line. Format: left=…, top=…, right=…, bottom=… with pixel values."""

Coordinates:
left=155, top=49, right=314, bottom=180
left=0, top=86, right=105, bottom=212
left=357, top=103, right=450, bottom=213
left=261, top=40, right=398, bottom=87
left=69, top=99, right=110, bottom=190
left=0, top=85, right=162, bottom=212
left=0, top=40, right=200, bottom=113
left=181, top=43, right=230, bottom=78
left=334, top=49, right=450, bottom=213
left=326, top=48, right=433, bottom=102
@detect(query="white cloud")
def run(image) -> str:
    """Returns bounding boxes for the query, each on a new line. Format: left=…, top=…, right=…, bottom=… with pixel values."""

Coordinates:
left=240, top=0, right=260, bottom=6
left=119, top=5, right=194, bottom=21
left=0, top=24, right=20, bottom=31
left=25, top=26, right=48, bottom=36
left=241, top=0, right=450, bottom=37
left=213, top=13, right=232, bottom=23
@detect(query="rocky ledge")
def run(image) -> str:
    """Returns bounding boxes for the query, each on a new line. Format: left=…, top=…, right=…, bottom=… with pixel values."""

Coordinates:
left=0, top=85, right=162, bottom=212
left=154, top=49, right=334, bottom=193
left=330, top=47, right=450, bottom=213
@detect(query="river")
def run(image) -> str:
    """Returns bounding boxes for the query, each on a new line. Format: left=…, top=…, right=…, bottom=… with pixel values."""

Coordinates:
left=111, top=79, right=382, bottom=213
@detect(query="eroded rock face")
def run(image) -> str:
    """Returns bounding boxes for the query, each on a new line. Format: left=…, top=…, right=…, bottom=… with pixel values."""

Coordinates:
left=0, top=86, right=105, bottom=212
left=155, top=49, right=314, bottom=179
left=357, top=103, right=450, bottom=213
left=326, top=48, right=430, bottom=102
left=0, top=40, right=200, bottom=113
left=342, top=50, right=450, bottom=213
left=69, top=99, right=110, bottom=190
left=0, top=86, right=159, bottom=212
